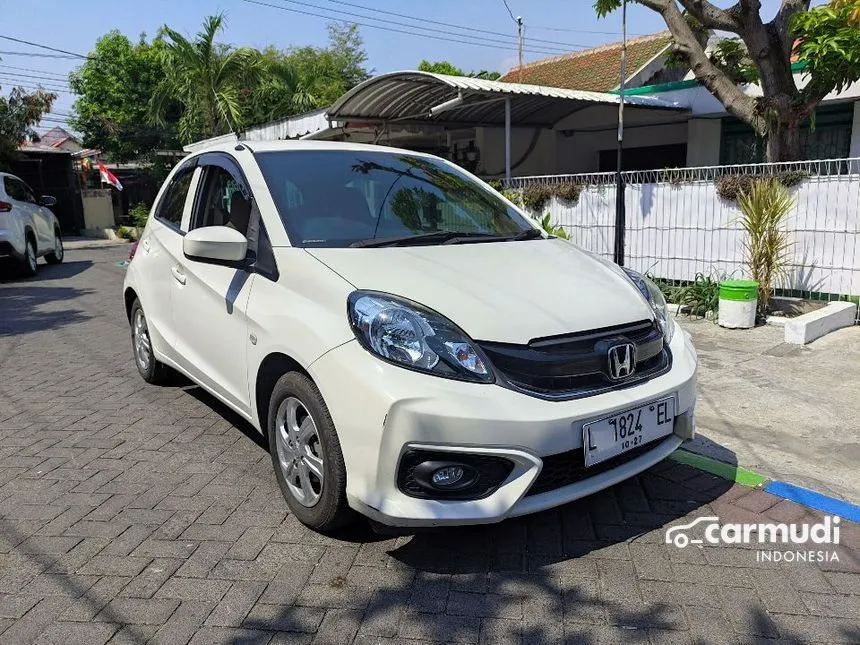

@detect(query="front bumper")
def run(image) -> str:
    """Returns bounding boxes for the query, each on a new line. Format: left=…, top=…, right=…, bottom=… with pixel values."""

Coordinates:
left=310, top=324, right=697, bottom=527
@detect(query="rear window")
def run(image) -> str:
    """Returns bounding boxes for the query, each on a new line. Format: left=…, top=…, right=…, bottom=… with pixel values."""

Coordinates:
left=254, top=150, right=530, bottom=248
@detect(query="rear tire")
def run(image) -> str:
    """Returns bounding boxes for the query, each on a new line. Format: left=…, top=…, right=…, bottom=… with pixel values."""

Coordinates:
left=130, top=299, right=169, bottom=384
left=19, top=237, right=37, bottom=277
left=45, top=230, right=63, bottom=264
left=268, top=372, right=353, bottom=532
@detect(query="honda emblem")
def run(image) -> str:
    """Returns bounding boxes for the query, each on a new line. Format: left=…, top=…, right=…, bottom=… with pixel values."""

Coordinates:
left=607, top=343, right=636, bottom=380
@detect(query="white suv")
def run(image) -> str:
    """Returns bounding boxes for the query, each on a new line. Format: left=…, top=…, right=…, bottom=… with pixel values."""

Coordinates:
left=0, top=172, right=64, bottom=276
left=123, top=141, right=697, bottom=532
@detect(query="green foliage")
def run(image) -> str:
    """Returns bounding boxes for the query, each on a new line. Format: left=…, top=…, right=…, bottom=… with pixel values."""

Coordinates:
left=792, top=0, right=860, bottom=101
left=708, top=39, right=759, bottom=84
left=738, top=179, right=794, bottom=315
left=129, top=202, right=150, bottom=229
left=0, top=86, right=56, bottom=169
left=715, top=171, right=809, bottom=201
left=537, top=213, right=569, bottom=240
left=678, top=272, right=723, bottom=319
left=116, top=225, right=136, bottom=241
left=151, top=14, right=261, bottom=143
left=69, top=32, right=176, bottom=163
left=417, top=60, right=501, bottom=80
left=645, top=273, right=681, bottom=303
left=521, top=182, right=581, bottom=212
left=283, top=23, right=370, bottom=109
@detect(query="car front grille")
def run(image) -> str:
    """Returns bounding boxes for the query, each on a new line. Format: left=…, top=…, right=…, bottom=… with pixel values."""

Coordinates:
left=525, top=436, right=670, bottom=497
left=477, top=319, right=671, bottom=400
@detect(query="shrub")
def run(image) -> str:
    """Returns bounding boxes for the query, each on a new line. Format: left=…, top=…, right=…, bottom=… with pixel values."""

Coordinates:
left=678, top=271, right=723, bottom=319
left=536, top=212, right=569, bottom=240
left=129, top=202, right=151, bottom=229
left=116, top=225, right=135, bottom=241
left=645, top=273, right=681, bottom=303
left=737, top=178, right=793, bottom=315
left=715, top=171, right=808, bottom=201
left=521, top=182, right=581, bottom=212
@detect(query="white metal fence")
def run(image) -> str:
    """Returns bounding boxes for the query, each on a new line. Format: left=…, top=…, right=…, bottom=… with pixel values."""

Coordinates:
left=506, top=158, right=860, bottom=321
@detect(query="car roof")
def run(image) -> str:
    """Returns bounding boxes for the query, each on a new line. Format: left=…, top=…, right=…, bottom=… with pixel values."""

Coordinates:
left=189, top=139, right=441, bottom=161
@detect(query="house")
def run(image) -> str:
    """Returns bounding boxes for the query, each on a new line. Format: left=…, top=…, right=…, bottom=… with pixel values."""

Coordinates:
left=186, top=33, right=860, bottom=177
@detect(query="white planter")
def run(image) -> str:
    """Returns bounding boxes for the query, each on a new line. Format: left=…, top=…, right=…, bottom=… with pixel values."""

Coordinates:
left=718, top=297, right=757, bottom=329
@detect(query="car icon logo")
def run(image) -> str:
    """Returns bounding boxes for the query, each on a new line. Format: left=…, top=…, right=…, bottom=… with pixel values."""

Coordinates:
left=664, top=516, right=720, bottom=548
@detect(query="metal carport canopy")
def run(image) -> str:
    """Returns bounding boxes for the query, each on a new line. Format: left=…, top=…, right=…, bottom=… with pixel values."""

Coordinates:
left=325, top=71, right=685, bottom=179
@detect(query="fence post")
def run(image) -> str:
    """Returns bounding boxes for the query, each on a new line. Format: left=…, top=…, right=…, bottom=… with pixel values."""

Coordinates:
left=613, top=174, right=626, bottom=266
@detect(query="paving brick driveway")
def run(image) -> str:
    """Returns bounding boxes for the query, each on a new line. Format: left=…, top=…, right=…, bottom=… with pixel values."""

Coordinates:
left=0, top=247, right=858, bottom=645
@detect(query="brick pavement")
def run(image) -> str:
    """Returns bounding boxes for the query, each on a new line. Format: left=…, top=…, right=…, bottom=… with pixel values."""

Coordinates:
left=0, top=247, right=858, bottom=645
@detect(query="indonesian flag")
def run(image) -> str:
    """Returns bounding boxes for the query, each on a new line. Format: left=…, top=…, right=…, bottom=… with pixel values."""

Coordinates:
left=98, top=161, right=123, bottom=191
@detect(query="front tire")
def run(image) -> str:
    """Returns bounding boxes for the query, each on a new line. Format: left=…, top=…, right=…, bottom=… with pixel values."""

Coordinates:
left=268, top=372, right=353, bottom=531
left=129, top=299, right=168, bottom=384
left=45, top=230, right=63, bottom=264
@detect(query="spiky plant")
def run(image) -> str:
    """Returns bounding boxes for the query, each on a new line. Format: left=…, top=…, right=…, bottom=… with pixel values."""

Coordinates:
left=737, top=178, right=794, bottom=315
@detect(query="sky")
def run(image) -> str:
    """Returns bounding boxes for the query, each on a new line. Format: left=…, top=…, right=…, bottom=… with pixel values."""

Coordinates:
left=0, top=0, right=790, bottom=131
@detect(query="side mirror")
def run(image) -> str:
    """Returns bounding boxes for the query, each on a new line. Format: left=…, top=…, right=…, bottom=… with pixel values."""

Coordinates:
left=183, top=226, right=248, bottom=264
left=39, top=195, right=57, bottom=207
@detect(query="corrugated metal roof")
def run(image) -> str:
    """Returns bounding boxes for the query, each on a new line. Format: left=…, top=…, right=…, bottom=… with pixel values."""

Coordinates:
left=243, top=109, right=330, bottom=141
left=326, top=71, right=683, bottom=127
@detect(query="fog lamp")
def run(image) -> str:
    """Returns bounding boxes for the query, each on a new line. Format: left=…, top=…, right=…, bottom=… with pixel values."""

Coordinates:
left=431, top=466, right=465, bottom=487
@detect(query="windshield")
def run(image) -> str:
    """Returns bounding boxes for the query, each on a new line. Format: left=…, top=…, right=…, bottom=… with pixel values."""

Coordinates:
left=254, top=150, right=534, bottom=248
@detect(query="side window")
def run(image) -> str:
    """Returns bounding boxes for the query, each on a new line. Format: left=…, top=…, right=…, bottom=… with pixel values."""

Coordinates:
left=4, top=178, right=32, bottom=202
left=192, top=165, right=251, bottom=237
left=155, top=169, right=194, bottom=229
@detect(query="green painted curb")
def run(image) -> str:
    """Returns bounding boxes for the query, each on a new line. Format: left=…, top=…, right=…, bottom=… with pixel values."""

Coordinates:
left=670, top=449, right=769, bottom=487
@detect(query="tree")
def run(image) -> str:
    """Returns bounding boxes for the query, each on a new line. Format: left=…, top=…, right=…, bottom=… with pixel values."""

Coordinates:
left=69, top=32, right=177, bottom=163
left=594, top=0, right=860, bottom=161
left=418, top=60, right=502, bottom=80
left=285, top=23, right=371, bottom=108
left=150, top=14, right=261, bottom=143
left=0, top=85, right=56, bottom=169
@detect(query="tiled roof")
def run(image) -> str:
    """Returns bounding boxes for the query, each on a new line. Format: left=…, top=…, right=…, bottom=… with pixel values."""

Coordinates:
left=499, top=32, right=673, bottom=92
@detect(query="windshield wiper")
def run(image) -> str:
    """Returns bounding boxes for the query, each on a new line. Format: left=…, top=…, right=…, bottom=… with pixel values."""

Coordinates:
left=508, top=228, right=545, bottom=241
left=351, top=231, right=496, bottom=248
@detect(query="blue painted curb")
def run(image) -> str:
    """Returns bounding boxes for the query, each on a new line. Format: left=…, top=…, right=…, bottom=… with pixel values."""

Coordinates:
left=764, top=481, right=860, bottom=523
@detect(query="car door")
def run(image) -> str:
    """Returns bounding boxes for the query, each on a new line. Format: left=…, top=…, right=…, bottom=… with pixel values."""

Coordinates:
left=136, top=160, right=200, bottom=361
left=20, top=181, right=53, bottom=249
left=3, top=177, right=41, bottom=247
left=170, top=154, right=257, bottom=415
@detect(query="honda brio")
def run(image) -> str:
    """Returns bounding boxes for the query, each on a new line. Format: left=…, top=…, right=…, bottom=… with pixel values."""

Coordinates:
left=123, top=141, right=697, bottom=531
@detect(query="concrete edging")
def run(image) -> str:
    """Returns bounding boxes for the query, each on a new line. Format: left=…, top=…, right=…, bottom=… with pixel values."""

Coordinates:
left=782, top=301, right=857, bottom=345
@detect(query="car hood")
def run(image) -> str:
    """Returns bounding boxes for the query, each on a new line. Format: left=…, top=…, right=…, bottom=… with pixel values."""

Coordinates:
left=306, top=239, right=654, bottom=344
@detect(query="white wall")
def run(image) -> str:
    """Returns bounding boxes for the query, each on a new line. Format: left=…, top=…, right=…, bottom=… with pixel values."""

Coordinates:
left=530, top=175, right=860, bottom=297
left=477, top=127, right=557, bottom=177
left=686, top=119, right=722, bottom=166
left=555, top=122, right=688, bottom=174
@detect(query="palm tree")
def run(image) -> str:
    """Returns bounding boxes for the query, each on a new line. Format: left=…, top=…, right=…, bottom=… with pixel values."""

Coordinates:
left=252, top=49, right=318, bottom=123
left=150, top=14, right=260, bottom=143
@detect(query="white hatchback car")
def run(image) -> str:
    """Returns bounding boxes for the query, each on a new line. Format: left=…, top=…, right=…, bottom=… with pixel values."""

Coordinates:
left=0, top=172, right=64, bottom=275
left=123, top=141, right=697, bottom=531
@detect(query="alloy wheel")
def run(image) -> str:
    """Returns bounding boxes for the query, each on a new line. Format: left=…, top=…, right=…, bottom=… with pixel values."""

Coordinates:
left=54, top=235, right=63, bottom=261
left=275, top=396, right=325, bottom=507
left=132, top=309, right=152, bottom=371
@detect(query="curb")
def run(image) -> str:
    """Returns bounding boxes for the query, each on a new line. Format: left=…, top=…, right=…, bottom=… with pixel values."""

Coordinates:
left=670, top=448, right=860, bottom=522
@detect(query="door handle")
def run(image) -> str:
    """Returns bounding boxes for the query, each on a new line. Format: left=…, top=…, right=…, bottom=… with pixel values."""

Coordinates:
left=171, top=265, right=186, bottom=285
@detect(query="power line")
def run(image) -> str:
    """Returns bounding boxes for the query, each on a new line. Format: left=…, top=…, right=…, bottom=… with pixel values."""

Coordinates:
left=0, top=64, right=71, bottom=80
left=314, top=0, right=587, bottom=48
left=0, top=49, right=80, bottom=59
left=244, top=0, right=580, bottom=55
left=0, top=70, right=71, bottom=86
left=265, top=0, right=573, bottom=54
left=529, top=25, right=646, bottom=36
left=0, top=35, right=89, bottom=60
left=501, top=0, right=517, bottom=23
left=0, top=79, right=73, bottom=94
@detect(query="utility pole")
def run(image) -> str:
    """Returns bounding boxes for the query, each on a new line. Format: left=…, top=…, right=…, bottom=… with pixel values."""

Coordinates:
left=613, top=0, right=628, bottom=266
left=517, top=16, right=523, bottom=82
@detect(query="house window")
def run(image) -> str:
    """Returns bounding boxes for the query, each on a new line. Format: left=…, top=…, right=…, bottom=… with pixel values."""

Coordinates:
left=598, top=143, right=688, bottom=172
left=720, top=102, right=854, bottom=165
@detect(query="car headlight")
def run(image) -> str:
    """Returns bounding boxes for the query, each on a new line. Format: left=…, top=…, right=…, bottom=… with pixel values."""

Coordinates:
left=623, top=269, right=675, bottom=343
left=347, top=291, right=494, bottom=383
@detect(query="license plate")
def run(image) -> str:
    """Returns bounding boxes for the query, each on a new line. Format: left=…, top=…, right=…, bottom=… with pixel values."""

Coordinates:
left=582, top=397, right=675, bottom=467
